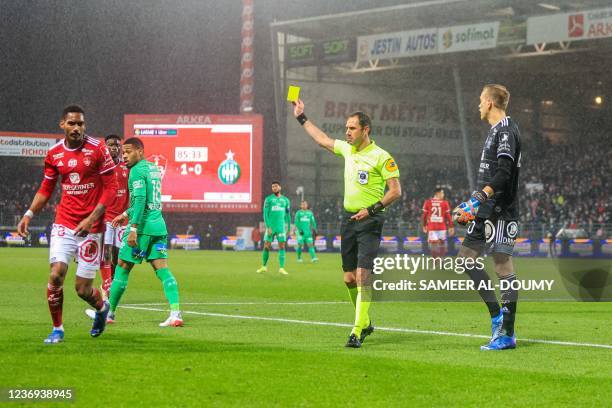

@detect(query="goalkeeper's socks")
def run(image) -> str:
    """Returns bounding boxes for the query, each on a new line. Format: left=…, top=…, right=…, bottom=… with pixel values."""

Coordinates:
left=465, top=264, right=501, bottom=318
left=351, top=286, right=372, bottom=337
left=346, top=283, right=358, bottom=309
left=47, top=283, right=64, bottom=328
left=262, top=248, right=270, bottom=266
left=296, top=246, right=302, bottom=260
left=500, top=273, right=518, bottom=336
left=155, top=267, right=180, bottom=310
left=279, top=248, right=286, bottom=268
left=81, top=287, right=104, bottom=311
left=308, top=245, right=316, bottom=260
left=109, top=265, right=130, bottom=313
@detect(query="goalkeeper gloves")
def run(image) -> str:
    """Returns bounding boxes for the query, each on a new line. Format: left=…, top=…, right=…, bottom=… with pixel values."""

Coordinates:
left=452, top=190, right=489, bottom=226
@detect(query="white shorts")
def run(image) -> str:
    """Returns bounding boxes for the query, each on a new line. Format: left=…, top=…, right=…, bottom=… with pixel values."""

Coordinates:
left=104, top=222, right=126, bottom=248
left=49, top=224, right=102, bottom=279
left=428, top=230, right=447, bottom=243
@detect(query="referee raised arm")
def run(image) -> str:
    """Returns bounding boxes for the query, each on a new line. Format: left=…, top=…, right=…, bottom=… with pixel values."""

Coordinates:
left=292, top=99, right=401, bottom=348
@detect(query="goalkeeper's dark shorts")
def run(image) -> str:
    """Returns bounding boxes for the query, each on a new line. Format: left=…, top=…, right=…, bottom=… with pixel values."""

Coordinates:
left=340, top=211, right=385, bottom=271
left=462, top=212, right=519, bottom=256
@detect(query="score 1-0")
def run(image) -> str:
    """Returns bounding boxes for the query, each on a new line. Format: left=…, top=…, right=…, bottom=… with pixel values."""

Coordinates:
left=176, top=147, right=207, bottom=176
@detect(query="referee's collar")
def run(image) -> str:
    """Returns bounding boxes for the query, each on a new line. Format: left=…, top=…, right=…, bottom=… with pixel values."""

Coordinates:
left=351, top=139, right=376, bottom=153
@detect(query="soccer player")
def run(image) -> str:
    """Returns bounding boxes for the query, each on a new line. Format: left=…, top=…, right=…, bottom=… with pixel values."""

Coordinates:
left=292, top=99, right=401, bottom=348
left=256, top=181, right=291, bottom=275
left=422, top=188, right=454, bottom=258
left=17, top=105, right=117, bottom=343
left=100, top=134, right=130, bottom=295
left=294, top=200, right=319, bottom=263
left=85, top=134, right=129, bottom=321
left=107, top=137, right=183, bottom=327
left=453, top=84, right=521, bottom=350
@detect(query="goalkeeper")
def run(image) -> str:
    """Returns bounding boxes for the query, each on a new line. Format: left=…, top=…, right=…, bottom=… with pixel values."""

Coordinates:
left=453, top=84, right=521, bottom=351
left=293, top=200, right=319, bottom=263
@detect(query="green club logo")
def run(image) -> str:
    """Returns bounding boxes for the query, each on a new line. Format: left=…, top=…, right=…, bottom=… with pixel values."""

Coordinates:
left=218, top=150, right=241, bottom=185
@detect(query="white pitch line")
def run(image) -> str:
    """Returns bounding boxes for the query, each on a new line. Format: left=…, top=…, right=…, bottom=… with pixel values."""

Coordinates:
left=122, top=301, right=348, bottom=306
left=119, top=305, right=612, bottom=350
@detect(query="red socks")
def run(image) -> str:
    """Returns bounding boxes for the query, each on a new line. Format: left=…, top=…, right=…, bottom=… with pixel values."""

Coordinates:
left=47, top=283, right=64, bottom=328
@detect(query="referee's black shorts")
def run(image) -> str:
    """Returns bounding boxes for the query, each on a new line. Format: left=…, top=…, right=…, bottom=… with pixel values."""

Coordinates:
left=340, top=211, right=385, bottom=272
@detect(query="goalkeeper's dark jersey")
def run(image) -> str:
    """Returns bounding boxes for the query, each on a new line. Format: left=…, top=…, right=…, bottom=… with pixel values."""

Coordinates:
left=476, top=116, right=521, bottom=218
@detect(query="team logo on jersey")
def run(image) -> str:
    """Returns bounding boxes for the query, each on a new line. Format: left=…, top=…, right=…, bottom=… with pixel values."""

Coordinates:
left=79, top=239, right=99, bottom=263
left=69, top=172, right=80, bottom=184
left=218, top=150, right=241, bottom=185
left=83, top=157, right=92, bottom=167
left=485, top=220, right=496, bottom=243
left=384, top=158, right=398, bottom=172
left=506, top=221, right=518, bottom=238
left=358, top=170, right=369, bottom=185
left=68, top=158, right=77, bottom=167
left=147, top=154, right=167, bottom=179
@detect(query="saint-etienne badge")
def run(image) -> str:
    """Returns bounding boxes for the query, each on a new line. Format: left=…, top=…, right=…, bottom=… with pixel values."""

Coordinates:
left=218, top=150, right=240, bottom=185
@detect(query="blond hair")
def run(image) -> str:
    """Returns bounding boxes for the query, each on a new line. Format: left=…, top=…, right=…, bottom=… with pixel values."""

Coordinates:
left=483, top=84, right=510, bottom=110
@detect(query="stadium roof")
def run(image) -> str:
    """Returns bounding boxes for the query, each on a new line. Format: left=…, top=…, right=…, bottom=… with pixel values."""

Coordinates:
left=271, top=0, right=612, bottom=40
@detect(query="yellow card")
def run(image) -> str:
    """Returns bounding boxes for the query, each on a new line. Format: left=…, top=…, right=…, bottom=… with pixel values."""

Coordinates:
left=287, top=85, right=300, bottom=102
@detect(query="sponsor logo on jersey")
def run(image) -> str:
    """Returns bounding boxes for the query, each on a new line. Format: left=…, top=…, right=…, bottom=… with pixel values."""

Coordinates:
left=69, top=172, right=80, bottom=184
left=53, top=152, right=64, bottom=160
left=68, top=158, right=77, bottom=167
left=506, top=221, right=518, bottom=238
left=384, top=158, right=398, bottom=172
left=82, top=148, right=94, bottom=155
left=132, top=179, right=144, bottom=189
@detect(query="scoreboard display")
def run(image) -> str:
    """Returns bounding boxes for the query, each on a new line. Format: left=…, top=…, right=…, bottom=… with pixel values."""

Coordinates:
left=124, top=114, right=262, bottom=213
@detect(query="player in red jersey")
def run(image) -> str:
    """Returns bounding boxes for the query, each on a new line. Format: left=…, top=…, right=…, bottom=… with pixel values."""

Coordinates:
left=422, top=188, right=454, bottom=258
left=17, top=105, right=118, bottom=343
left=100, top=134, right=129, bottom=296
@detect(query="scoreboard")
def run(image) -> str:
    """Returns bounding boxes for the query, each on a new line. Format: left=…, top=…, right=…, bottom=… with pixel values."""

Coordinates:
left=124, top=114, right=262, bottom=213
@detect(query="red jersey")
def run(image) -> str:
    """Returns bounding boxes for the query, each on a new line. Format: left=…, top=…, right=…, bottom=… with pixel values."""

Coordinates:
left=104, top=161, right=129, bottom=221
left=422, top=198, right=452, bottom=231
left=39, top=136, right=117, bottom=233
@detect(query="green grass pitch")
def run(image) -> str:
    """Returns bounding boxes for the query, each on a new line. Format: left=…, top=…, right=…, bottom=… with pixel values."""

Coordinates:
left=0, top=248, right=610, bottom=406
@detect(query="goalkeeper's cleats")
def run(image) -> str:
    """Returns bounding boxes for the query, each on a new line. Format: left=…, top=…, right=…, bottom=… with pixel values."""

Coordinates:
left=44, top=329, right=64, bottom=344
left=278, top=268, right=289, bottom=275
left=491, top=310, right=504, bottom=340
left=480, top=334, right=516, bottom=350
left=85, top=308, right=114, bottom=323
left=345, top=333, right=362, bottom=348
left=360, top=322, right=374, bottom=343
left=90, top=300, right=110, bottom=337
left=160, top=312, right=183, bottom=327
left=256, top=266, right=267, bottom=274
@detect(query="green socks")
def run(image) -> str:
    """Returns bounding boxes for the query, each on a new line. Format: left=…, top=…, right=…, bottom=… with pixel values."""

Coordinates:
left=279, top=248, right=286, bottom=268
left=109, top=265, right=130, bottom=313
left=155, top=267, right=180, bottom=312
left=308, top=245, right=316, bottom=260
left=262, top=248, right=270, bottom=266
left=352, top=286, right=372, bottom=337
left=296, top=246, right=302, bottom=260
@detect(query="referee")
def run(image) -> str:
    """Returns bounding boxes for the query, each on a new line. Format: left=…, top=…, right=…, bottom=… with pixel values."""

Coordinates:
left=292, top=99, right=401, bottom=348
